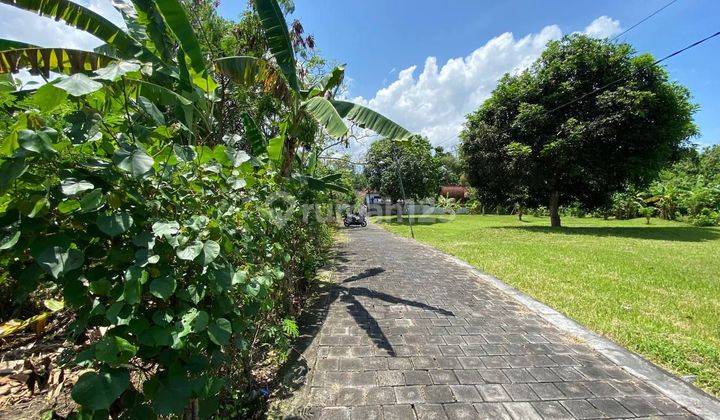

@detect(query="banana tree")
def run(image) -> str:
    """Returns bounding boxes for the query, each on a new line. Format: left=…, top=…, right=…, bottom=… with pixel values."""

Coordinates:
left=214, top=0, right=412, bottom=175
left=0, top=0, right=214, bottom=138
left=0, top=0, right=411, bottom=173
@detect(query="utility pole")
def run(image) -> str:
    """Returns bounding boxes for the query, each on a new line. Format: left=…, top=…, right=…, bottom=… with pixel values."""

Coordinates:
left=393, top=145, right=414, bottom=239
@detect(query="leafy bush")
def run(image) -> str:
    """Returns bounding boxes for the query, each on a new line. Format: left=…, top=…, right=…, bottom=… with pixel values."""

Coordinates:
left=531, top=206, right=549, bottom=217
left=562, top=202, right=587, bottom=218
left=611, top=190, right=641, bottom=220
left=632, top=147, right=720, bottom=226
left=0, top=103, right=334, bottom=416
left=688, top=209, right=719, bottom=227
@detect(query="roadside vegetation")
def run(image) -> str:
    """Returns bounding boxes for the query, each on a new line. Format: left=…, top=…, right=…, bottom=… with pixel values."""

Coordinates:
left=376, top=214, right=720, bottom=397
left=0, top=0, right=409, bottom=417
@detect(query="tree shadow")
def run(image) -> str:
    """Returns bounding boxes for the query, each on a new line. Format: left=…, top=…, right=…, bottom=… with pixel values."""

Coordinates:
left=345, top=287, right=454, bottom=317
left=273, top=265, right=455, bottom=399
left=342, top=267, right=385, bottom=283
left=499, top=225, right=720, bottom=242
left=377, top=216, right=454, bottom=226
left=339, top=290, right=396, bottom=356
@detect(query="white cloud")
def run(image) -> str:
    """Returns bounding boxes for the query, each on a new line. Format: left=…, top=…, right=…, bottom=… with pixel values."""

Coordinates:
left=0, top=0, right=123, bottom=50
left=583, top=16, right=622, bottom=39
left=347, top=16, right=623, bottom=158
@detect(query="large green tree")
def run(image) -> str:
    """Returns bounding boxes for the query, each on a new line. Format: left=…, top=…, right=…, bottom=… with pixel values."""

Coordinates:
left=460, top=34, right=697, bottom=227
left=364, top=136, right=441, bottom=202
left=435, top=146, right=463, bottom=185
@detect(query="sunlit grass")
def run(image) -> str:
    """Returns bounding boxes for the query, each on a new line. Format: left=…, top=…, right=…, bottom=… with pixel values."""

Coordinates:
left=375, top=214, right=720, bottom=396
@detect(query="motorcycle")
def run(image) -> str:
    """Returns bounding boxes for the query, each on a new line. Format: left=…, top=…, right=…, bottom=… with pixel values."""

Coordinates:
left=343, top=213, right=367, bottom=227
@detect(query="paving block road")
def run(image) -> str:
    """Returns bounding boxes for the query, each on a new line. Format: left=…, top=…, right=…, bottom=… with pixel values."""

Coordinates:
left=272, top=224, right=719, bottom=419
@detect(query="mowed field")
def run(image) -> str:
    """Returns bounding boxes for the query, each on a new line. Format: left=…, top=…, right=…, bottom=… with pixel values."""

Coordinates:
left=375, top=214, right=720, bottom=396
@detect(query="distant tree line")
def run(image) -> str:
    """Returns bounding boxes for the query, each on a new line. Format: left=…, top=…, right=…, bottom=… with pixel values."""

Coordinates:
left=359, top=34, right=716, bottom=227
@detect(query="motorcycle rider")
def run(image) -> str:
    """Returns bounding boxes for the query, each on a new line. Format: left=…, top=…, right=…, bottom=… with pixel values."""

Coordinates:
left=359, top=203, right=368, bottom=223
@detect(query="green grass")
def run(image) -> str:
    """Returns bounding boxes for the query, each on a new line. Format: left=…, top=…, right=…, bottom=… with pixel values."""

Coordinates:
left=375, top=214, right=720, bottom=396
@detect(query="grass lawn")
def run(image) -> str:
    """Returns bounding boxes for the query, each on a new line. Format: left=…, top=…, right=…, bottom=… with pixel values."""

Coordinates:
left=375, top=214, right=720, bottom=396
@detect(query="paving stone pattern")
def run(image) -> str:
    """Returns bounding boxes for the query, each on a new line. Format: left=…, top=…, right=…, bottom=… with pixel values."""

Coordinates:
left=277, top=225, right=703, bottom=419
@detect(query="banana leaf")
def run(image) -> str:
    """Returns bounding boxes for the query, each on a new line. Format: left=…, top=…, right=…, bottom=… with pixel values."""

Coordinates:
left=331, top=100, right=412, bottom=140
left=252, top=0, right=299, bottom=92
left=0, top=48, right=115, bottom=78
left=214, top=56, right=268, bottom=86
left=0, top=0, right=140, bottom=57
left=0, top=38, right=37, bottom=51
left=303, top=96, right=348, bottom=138
left=154, top=0, right=205, bottom=74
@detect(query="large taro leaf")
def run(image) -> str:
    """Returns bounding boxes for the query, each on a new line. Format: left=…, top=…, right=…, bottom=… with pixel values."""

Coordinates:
left=65, top=108, right=103, bottom=143
left=0, top=48, right=115, bottom=78
left=0, top=225, right=20, bottom=251
left=176, top=240, right=203, bottom=261
left=94, top=334, right=138, bottom=365
left=29, top=83, right=67, bottom=112
left=152, top=221, right=180, bottom=237
left=71, top=368, right=130, bottom=411
left=93, top=60, right=141, bottom=81
left=96, top=212, right=134, bottom=237
left=198, top=240, right=220, bottom=266
left=123, top=266, right=147, bottom=305
left=150, top=373, right=192, bottom=415
left=207, top=318, right=231, bottom=346
left=0, top=160, right=29, bottom=193
left=149, top=274, right=176, bottom=300
left=18, top=128, right=58, bottom=157
left=60, top=178, right=94, bottom=196
left=55, top=74, right=103, bottom=97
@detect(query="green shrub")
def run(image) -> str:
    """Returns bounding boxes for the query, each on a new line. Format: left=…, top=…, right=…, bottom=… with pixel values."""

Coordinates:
left=531, top=206, right=549, bottom=217
left=0, top=110, right=332, bottom=415
left=688, top=209, right=719, bottom=227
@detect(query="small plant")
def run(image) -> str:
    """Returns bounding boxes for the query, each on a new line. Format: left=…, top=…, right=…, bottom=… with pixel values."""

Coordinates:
left=638, top=206, right=656, bottom=224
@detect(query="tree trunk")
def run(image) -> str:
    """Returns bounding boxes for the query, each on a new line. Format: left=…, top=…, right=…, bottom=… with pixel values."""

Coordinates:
left=549, top=191, right=561, bottom=227
left=280, top=137, right=297, bottom=177
left=183, top=399, right=199, bottom=420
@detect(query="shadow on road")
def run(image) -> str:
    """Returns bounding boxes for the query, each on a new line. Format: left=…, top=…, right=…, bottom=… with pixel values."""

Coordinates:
left=342, top=267, right=385, bottom=283
left=273, top=246, right=454, bottom=400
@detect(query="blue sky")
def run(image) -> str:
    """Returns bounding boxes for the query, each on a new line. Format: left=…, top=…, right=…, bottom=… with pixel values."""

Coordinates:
left=1, top=0, right=718, bottom=152
left=218, top=0, right=720, bottom=151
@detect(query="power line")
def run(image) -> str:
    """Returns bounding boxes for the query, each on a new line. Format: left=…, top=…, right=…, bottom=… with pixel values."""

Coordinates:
left=431, top=2, right=701, bottom=149
left=427, top=29, right=719, bottom=150
left=610, top=0, right=679, bottom=42
left=546, top=30, right=720, bottom=115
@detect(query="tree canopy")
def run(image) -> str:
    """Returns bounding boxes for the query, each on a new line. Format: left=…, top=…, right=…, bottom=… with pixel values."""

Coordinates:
left=460, top=34, right=697, bottom=226
left=364, top=136, right=441, bottom=202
